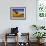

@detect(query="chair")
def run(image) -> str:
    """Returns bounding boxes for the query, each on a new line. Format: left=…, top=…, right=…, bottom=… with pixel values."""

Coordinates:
left=18, top=33, right=30, bottom=46
left=4, top=27, right=19, bottom=46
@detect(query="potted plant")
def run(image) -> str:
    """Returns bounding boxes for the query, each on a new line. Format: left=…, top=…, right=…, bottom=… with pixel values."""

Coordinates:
left=32, top=25, right=45, bottom=30
left=33, top=32, right=46, bottom=43
left=32, top=25, right=39, bottom=30
left=40, top=26, right=45, bottom=29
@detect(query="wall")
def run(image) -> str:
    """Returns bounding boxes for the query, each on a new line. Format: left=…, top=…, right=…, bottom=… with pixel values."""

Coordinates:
left=0, top=0, right=36, bottom=42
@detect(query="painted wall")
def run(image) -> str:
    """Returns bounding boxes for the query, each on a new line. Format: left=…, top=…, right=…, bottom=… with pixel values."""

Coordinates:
left=0, top=0, right=37, bottom=42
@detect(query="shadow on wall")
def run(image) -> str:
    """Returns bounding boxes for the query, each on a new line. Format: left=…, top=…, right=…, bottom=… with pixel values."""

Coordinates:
left=2, top=28, right=11, bottom=35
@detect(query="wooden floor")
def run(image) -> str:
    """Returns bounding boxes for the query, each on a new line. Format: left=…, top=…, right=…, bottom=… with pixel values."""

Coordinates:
left=0, top=42, right=46, bottom=46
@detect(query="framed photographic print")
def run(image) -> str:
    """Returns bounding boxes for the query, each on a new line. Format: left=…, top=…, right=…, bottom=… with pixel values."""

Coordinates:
left=10, top=7, right=26, bottom=20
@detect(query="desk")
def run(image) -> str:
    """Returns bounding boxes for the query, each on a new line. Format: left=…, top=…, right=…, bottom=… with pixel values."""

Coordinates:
left=4, top=33, right=30, bottom=46
left=4, top=33, right=18, bottom=46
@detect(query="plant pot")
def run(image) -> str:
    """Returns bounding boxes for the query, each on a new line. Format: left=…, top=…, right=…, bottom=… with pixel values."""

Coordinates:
left=37, top=39, right=45, bottom=44
left=37, top=39, right=40, bottom=43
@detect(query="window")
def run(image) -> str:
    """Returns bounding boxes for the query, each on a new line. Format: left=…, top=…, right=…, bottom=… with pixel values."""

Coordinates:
left=37, top=0, right=46, bottom=18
